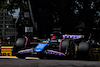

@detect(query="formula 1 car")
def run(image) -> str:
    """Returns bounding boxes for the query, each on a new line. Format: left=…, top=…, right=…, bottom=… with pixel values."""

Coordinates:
left=33, top=33, right=92, bottom=59
left=14, top=33, right=100, bottom=60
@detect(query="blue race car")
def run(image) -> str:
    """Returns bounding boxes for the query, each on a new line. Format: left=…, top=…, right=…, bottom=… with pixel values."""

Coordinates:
left=33, top=34, right=90, bottom=59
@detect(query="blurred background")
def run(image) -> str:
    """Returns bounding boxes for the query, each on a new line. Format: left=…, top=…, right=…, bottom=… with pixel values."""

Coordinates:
left=0, top=0, right=100, bottom=45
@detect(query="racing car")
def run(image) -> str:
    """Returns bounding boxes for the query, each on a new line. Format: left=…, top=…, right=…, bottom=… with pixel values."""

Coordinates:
left=14, top=34, right=88, bottom=59
left=14, top=33, right=100, bottom=60
left=33, top=33, right=91, bottom=59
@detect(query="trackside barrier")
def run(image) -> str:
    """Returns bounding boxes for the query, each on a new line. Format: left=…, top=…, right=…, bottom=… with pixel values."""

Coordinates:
left=91, top=48, right=100, bottom=60
left=0, top=39, right=1, bottom=55
left=0, top=39, right=1, bottom=46
left=1, top=46, right=13, bottom=56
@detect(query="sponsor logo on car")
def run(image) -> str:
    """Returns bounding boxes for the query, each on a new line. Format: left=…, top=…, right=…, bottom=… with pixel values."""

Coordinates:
left=18, top=49, right=33, bottom=54
left=46, top=50, right=65, bottom=56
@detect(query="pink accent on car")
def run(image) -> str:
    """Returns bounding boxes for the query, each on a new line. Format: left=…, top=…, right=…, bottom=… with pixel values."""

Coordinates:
left=25, top=36, right=28, bottom=48
left=59, top=38, right=65, bottom=51
left=47, top=50, right=65, bottom=56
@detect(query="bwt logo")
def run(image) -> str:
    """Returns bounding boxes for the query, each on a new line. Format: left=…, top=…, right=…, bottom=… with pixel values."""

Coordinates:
left=18, top=49, right=33, bottom=54
left=67, top=35, right=81, bottom=39
left=46, top=51, right=65, bottom=56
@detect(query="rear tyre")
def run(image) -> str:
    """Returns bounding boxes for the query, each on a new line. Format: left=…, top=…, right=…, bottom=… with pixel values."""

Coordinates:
left=14, top=38, right=26, bottom=57
left=77, top=42, right=90, bottom=60
left=16, top=38, right=25, bottom=48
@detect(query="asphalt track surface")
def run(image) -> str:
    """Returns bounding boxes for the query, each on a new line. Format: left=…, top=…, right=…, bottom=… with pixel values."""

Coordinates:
left=0, top=58, right=100, bottom=67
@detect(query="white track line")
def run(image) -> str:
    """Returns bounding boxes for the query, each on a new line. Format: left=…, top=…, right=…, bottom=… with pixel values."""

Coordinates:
left=0, top=56, right=18, bottom=59
left=25, top=57, right=39, bottom=60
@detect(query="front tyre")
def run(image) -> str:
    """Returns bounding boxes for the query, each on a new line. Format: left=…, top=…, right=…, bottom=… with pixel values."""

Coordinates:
left=60, top=39, right=70, bottom=53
